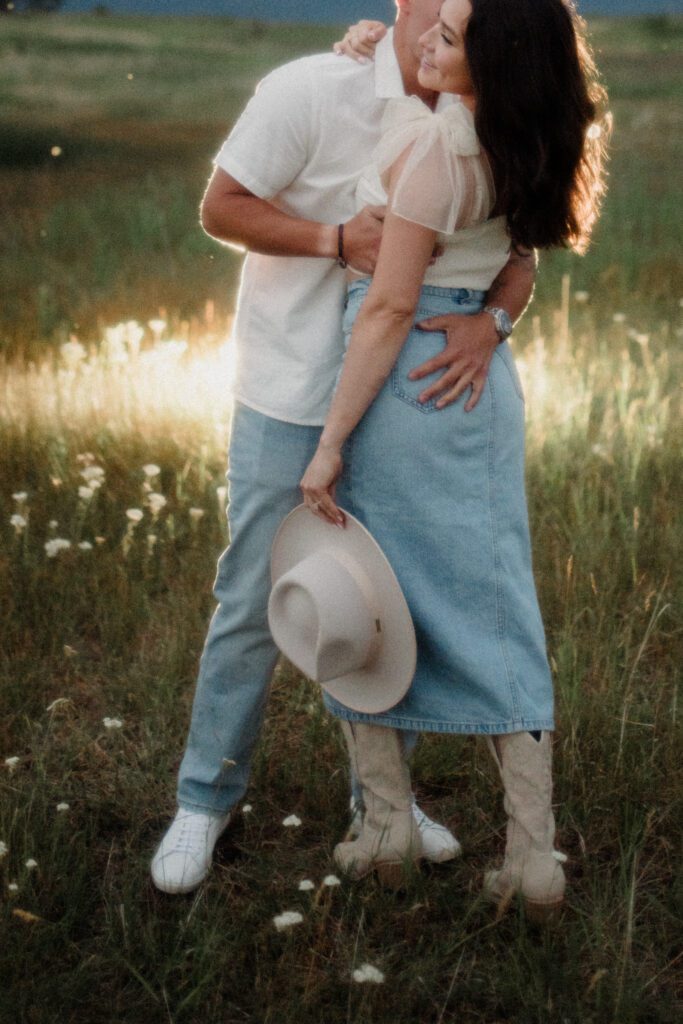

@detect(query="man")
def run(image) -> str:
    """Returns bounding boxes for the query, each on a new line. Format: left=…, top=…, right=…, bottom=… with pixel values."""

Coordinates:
left=151, top=0, right=536, bottom=894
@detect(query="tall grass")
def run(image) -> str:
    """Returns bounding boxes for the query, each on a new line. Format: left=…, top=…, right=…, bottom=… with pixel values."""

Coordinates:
left=1, top=285, right=680, bottom=1023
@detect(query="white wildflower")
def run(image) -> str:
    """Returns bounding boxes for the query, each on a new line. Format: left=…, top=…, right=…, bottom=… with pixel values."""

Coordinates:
left=126, top=508, right=143, bottom=523
left=4, top=757, right=19, bottom=773
left=80, top=465, right=105, bottom=483
left=103, top=717, right=123, bottom=730
left=148, top=319, right=166, bottom=339
left=146, top=493, right=167, bottom=516
left=48, top=520, right=58, bottom=531
left=142, top=464, right=161, bottom=478
left=56, top=802, right=70, bottom=812
left=78, top=541, right=93, bottom=551
left=45, top=538, right=71, bottom=558
left=10, top=513, right=27, bottom=533
left=273, top=910, right=304, bottom=932
left=25, top=859, right=38, bottom=871
left=241, top=804, right=253, bottom=815
left=574, top=291, right=589, bottom=303
left=147, top=534, right=157, bottom=554
left=76, top=453, right=95, bottom=466
left=298, top=879, right=315, bottom=892
left=78, top=486, right=94, bottom=501
left=7, top=882, right=19, bottom=894
left=352, top=964, right=385, bottom=984
left=0, top=841, right=7, bottom=858
left=12, top=491, right=28, bottom=503
left=282, top=814, right=302, bottom=828
left=189, top=508, right=205, bottom=521
left=322, top=874, right=341, bottom=887
left=612, top=312, right=626, bottom=324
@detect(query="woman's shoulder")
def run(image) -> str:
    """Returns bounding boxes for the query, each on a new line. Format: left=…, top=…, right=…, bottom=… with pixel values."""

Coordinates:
left=381, top=95, right=480, bottom=157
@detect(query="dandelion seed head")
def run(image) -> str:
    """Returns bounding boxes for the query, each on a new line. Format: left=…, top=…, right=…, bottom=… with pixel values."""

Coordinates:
left=352, top=964, right=385, bottom=984
left=298, top=879, right=315, bottom=891
left=103, top=717, right=123, bottom=730
left=273, top=910, right=303, bottom=932
left=282, top=814, right=302, bottom=828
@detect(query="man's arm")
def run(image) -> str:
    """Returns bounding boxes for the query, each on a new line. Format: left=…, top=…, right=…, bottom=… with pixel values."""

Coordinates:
left=409, top=247, right=537, bottom=411
left=200, top=168, right=384, bottom=275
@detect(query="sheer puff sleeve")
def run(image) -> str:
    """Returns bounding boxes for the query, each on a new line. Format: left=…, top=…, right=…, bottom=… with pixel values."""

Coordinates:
left=377, top=96, right=496, bottom=234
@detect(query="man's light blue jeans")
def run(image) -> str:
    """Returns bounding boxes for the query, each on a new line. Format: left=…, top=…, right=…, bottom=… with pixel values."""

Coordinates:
left=177, top=400, right=418, bottom=817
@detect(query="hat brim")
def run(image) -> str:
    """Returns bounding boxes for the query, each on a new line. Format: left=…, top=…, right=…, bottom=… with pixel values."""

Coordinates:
left=270, top=505, right=416, bottom=714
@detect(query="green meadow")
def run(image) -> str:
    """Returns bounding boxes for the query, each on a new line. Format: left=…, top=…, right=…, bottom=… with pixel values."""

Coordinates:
left=0, top=13, right=681, bottom=1024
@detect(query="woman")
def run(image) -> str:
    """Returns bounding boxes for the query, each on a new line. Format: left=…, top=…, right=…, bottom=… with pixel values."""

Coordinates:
left=300, top=0, right=608, bottom=918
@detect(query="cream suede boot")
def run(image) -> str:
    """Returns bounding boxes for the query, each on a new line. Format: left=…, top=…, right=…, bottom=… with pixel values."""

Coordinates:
left=484, top=731, right=567, bottom=923
left=334, top=721, right=422, bottom=888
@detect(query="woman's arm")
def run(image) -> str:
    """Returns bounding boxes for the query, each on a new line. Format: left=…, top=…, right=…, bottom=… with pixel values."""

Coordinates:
left=300, top=181, right=437, bottom=525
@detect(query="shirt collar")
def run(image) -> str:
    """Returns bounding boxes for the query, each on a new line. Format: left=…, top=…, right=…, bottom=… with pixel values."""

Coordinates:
left=374, top=29, right=405, bottom=99
left=374, top=27, right=458, bottom=110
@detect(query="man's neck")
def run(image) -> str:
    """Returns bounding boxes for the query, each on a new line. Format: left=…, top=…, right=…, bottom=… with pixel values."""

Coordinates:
left=393, top=25, right=438, bottom=109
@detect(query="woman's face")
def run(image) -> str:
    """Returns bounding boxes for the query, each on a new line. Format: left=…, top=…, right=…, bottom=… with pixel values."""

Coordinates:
left=417, top=0, right=474, bottom=101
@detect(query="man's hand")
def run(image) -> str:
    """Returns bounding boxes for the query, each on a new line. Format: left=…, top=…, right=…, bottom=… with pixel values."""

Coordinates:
left=342, top=205, right=385, bottom=275
left=333, top=20, right=387, bottom=62
left=409, top=312, right=501, bottom=412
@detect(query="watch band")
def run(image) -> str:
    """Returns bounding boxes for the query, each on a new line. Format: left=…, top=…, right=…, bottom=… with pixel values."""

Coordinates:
left=483, top=305, right=513, bottom=342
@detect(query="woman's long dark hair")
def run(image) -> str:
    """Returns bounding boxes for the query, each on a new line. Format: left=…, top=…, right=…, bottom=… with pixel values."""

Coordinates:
left=465, top=0, right=609, bottom=253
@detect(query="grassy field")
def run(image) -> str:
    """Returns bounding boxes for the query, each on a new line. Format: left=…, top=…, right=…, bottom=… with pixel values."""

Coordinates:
left=1, top=12, right=682, bottom=1024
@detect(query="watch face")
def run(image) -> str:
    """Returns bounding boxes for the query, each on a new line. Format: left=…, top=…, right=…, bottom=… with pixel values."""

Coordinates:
left=498, top=311, right=513, bottom=337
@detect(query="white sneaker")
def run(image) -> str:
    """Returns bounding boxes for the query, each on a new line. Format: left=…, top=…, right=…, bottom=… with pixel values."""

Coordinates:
left=348, top=798, right=462, bottom=863
left=151, top=808, right=231, bottom=894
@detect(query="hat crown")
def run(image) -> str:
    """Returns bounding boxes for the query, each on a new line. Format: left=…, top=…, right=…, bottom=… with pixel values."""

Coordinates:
left=268, top=550, right=381, bottom=683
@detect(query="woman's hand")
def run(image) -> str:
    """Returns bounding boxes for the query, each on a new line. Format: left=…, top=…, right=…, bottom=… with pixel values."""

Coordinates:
left=300, top=443, right=346, bottom=527
left=333, top=20, right=387, bottom=63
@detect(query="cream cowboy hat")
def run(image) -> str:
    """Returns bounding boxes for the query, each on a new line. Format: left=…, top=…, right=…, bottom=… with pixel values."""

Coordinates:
left=268, top=505, right=416, bottom=714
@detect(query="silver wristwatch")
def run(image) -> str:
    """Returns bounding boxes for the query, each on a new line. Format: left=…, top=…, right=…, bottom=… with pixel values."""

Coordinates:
left=483, top=306, right=513, bottom=342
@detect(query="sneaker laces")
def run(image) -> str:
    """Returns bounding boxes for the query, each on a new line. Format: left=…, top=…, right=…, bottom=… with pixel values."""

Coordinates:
left=169, top=814, right=210, bottom=856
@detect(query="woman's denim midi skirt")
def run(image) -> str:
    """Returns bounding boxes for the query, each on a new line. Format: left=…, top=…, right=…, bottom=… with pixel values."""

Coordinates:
left=324, top=278, right=555, bottom=735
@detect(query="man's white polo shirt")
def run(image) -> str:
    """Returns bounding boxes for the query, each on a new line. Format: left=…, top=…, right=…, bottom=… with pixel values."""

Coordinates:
left=215, top=34, right=405, bottom=426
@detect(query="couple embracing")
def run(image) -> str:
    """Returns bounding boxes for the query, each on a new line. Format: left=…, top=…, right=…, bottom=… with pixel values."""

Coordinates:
left=151, top=0, right=607, bottom=922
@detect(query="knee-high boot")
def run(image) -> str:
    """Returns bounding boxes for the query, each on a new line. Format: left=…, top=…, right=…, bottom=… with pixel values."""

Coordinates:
left=484, top=731, right=567, bottom=922
left=334, top=721, right=422, bottom=888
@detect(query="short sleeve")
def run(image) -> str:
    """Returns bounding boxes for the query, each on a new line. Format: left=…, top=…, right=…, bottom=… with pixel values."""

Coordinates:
left=377, top=97, right=495, bottom=234
left=214, top=61, right=312, bottom=200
